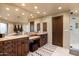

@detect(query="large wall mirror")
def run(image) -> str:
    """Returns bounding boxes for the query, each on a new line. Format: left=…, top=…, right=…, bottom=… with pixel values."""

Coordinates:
left=0, top=23, right=8, bottom=34
left=37, top=23, right=40, bottom=32
left=43, top=22, right=47, bottom=32
left=30, top=21, right=34, bottom=32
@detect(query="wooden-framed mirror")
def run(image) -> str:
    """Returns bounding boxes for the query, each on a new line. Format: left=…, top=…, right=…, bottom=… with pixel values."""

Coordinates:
left=37, top=23, right=40, bottom=32
left=30, top=21, right=34, bottom=32
left=43, top=22, right=47, bottom=32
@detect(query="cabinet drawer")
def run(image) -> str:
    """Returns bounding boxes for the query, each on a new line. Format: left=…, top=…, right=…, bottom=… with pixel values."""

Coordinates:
left=4, top=40, right=12, bottom=45
left=0, top=42, right=3, bottom=46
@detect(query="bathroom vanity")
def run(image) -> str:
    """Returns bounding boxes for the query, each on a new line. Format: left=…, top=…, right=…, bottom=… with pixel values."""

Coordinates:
left=0, top=32, right=48, bottom=56
left=0, top=35, right=29, bottom=56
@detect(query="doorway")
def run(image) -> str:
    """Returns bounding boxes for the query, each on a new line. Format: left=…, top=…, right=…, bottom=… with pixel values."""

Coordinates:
left=52, top=16, right=63, bottom=47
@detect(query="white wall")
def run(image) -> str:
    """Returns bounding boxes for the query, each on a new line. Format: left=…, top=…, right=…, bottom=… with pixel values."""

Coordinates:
left=23, top=24, right=29, bottom=32
left=8, top=23, right=14, bottom=34
left=63, top=13, right=70, bottom=48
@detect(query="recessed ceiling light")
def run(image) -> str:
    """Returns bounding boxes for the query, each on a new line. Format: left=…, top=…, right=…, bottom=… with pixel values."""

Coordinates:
left=75, top=10, right=78, bottom=13
left=58, top=7, right=62, bottom=10
left=31, top=16, right=34, bottom=18
left=30, top=14, right=33, bottom=16
left=43, top=12, right=46, bottom=14
left=15, top=8, right=19, bottom=11
left=22, top=13, right=25, bottom=15
left=6, top=8, right=10, bottom=10
left=37, top=11, right=40, bottom=14
left=34, top=6, right=38, bottom=9
left=0, top=16, right=2, bottom=17
left=7, top=14, right=10, bottom=16
left=21, top=3, right=25, bottom=6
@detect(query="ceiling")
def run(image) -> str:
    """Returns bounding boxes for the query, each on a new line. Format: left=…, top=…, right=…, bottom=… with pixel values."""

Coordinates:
left=0, top=3, right=79, bottom=23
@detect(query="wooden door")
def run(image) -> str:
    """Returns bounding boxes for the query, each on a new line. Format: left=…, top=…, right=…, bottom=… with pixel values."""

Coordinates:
left=52, top=16, right=63, bottom=47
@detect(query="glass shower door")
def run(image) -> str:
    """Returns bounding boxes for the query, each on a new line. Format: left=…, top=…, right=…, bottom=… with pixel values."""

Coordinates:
left=70, top=15, right=79, bottom=55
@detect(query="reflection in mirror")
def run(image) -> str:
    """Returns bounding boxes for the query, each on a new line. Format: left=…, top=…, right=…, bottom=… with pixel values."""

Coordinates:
left=37, top=23, right=40, bottom=32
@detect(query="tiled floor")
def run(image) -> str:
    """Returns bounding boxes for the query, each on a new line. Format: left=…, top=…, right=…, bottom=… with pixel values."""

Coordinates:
left=27, top=44, right=74, bottom=56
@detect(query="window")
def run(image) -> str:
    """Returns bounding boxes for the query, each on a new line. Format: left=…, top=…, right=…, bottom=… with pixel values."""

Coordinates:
left=0, top=23, right=8, bottom=34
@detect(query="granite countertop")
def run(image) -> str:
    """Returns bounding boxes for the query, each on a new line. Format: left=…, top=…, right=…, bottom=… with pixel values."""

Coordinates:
left=0, top=35, right=29, bottom=41
left=29, top=36, right=40, bottom=40
left=37, top=32, right=47, bottom=35
left=0, top=32, right=47, bottom=41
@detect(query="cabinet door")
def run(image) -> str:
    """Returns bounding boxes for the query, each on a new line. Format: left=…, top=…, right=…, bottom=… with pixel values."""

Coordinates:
left=21, top=38, right=29, bottom=56
left=17, top=39, right=22, bottom=56
left=17, top=45, right=22, bottom=56
left=12, top=40, right=18, bottom=56
left=39, top=34, right=48, bottom=47
left=3, top=40, right=13, bottom=56
left=0, top=42, right=3, bottom=56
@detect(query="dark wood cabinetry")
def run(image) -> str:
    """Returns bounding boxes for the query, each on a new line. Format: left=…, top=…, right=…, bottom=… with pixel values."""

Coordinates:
left=0, top=37, right=29, bottom=56
left=0, top=42, right=3, bottom=56
left=39, top=33, right=48, bottom=47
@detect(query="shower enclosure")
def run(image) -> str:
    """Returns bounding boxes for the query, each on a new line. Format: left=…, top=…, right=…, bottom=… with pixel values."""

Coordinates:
left=70, top=15, right=79, bottom=55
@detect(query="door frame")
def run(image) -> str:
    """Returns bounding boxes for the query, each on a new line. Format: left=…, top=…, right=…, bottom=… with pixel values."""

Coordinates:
left=52, top=15, right=63, bottom=47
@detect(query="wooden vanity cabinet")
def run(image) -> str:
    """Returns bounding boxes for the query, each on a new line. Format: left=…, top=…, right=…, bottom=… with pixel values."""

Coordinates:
left=3, top=40, right=13, bottom=56
left=39, top=33, right=48, bottom=47
left=0, top=42, right=3, bottom=56
left=0, top=37, right=29, bottom=56
left=22, top=38, right=29, bottom=55
left=17, top=37, right=29, bottom=56
left=12, top=39, right=18, bottom=56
